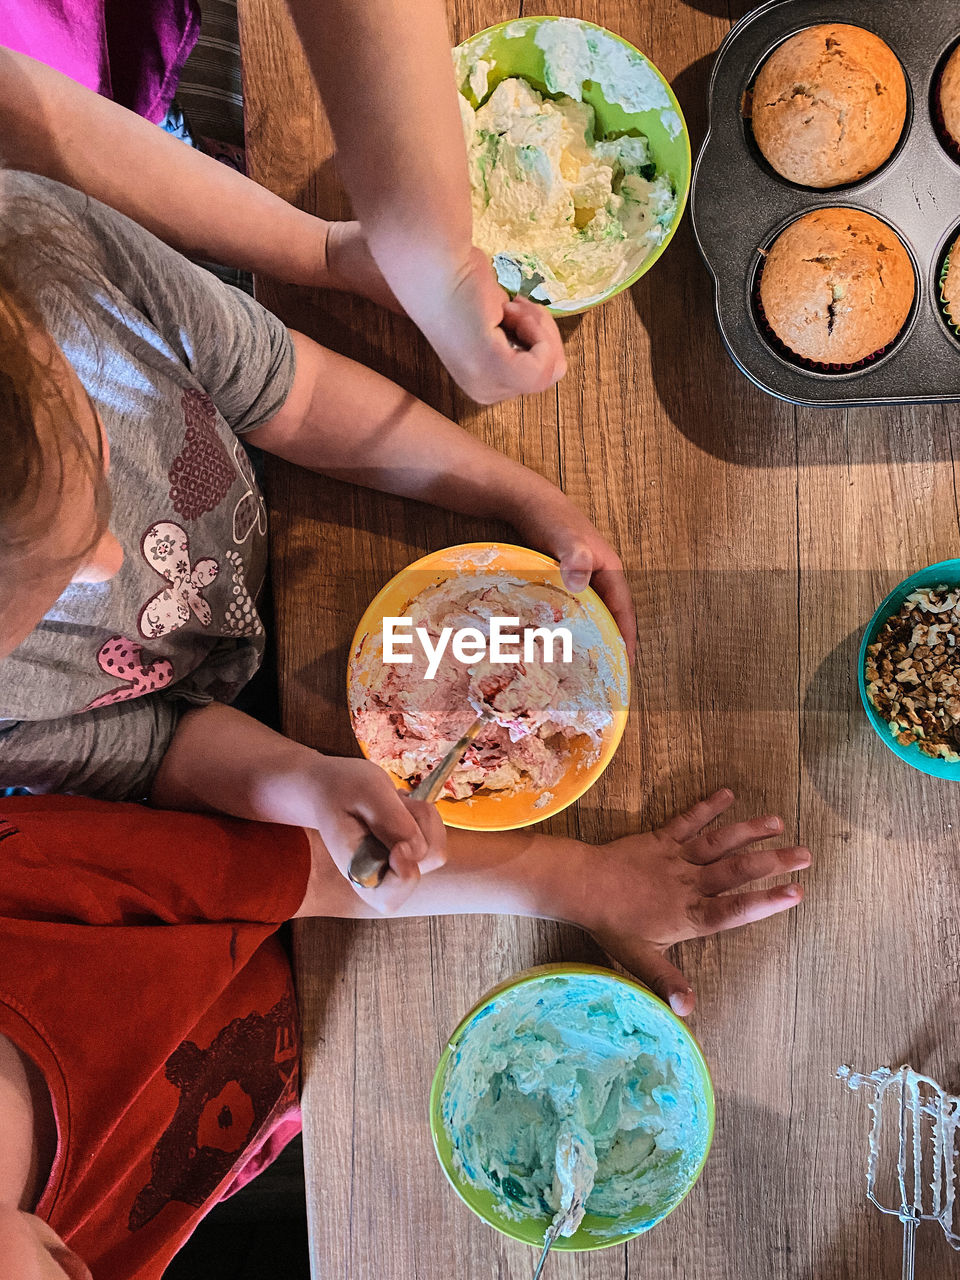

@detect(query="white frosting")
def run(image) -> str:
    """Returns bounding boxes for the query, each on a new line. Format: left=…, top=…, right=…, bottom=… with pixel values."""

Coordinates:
left=454, top=18, right=683, bottom=138
left=452, top=18, right=681, bottom=308
left=838, top=1062, right=960, bottom=1248
left=459, top=76, right=675, bottom=306
left=534, top=18, right=681, bottom=136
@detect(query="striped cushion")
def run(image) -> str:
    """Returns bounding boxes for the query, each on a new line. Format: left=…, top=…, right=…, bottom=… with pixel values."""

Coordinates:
left=175, top=0, right=244, bottom=148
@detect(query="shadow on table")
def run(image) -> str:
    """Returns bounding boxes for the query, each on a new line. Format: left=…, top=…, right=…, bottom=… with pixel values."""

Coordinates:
left=806, top=1188, right=960, bottom=1280
left=891, top=1002, right=960, bottom=1091
left=699, top=1096, right=798, bottom=1271
left=681, top=0, right=756, bottom=18
left=715, top=1093, right=958, bottom=1280
left=264, top=273, right=458, bottom=418
left=627, top=50, right=800, bottom=471
left=262, top=457, right=517, bottom=755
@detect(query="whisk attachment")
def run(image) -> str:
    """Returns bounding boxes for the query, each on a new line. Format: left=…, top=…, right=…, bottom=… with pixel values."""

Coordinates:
left=838, top=1063, right=960, bottom=1279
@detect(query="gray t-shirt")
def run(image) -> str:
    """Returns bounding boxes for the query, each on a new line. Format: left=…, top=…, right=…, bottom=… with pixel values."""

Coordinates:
left=0, top=172, right=296, bottom=799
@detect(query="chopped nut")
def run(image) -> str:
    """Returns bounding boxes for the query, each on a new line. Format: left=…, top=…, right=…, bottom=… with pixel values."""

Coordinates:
left=865, top=584, right=960, bottom=759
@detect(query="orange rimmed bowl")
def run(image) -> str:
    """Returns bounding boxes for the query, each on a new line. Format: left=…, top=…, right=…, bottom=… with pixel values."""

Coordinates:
left=346, top=543, right=630, bottom=830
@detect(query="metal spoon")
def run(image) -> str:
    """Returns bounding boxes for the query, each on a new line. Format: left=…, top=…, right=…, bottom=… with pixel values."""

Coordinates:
left=347, top=708, right=494, bottom=888
left=493, top=254, right=548, bottom=349
left=493, top=252, right=547, bottom=302
left=516, top=269, right=547, bottom=301
left=531, top=1131, right=592, bottom=1279
left=531, top=1230, right=560, bottom=1280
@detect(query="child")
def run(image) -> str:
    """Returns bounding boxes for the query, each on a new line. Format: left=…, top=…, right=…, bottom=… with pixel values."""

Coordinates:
left=282, top=0, right=570, bottom=405
left=0, top=791, right=808, bottom=1280
left=0, top=28, right=565, bottom=406
left=0, top=153, right=625, bottom=893
left=0, top=160, right=808, bottom=992
left=0, top=51, right=607, bottom=894
left=0, top=52, right=805, bottom=990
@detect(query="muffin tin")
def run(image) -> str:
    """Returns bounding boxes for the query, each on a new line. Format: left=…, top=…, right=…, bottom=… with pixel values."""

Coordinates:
left=691, top=0, right=960, bottom=407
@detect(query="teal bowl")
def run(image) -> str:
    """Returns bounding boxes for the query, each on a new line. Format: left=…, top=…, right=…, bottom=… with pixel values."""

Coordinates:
left=429, top=964, right=715, bottom=1250
left=858, top=559, right=960, bottom=779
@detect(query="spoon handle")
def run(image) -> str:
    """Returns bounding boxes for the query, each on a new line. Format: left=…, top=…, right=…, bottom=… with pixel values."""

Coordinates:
left=410, top=712, right=489, bottom=804
left=531, top=1237, right=554, bottom=1280
left=347, top=831, right=393, bottom=888
left=347, top=711, right=491, bottom=886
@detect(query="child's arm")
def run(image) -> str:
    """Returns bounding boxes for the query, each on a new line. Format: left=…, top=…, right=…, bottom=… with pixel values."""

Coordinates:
left=244, top=331, right=636, bottom=656
left=285, top=0, right=566, bottom=405
left=149, top=702, right=447, bottom=909
left=293, top=786, right=810, bottom=1016
left=149, top=703, right=810, bottom=1008
left=0, top=46, right=394, bottom=307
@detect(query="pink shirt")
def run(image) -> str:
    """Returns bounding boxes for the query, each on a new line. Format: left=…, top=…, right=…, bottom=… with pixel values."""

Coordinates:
left=1, top=0, right=199, bottom=122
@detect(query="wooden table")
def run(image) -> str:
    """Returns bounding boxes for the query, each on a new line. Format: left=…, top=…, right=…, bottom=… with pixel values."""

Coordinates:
left=239, top=2, right=960, bottom=1275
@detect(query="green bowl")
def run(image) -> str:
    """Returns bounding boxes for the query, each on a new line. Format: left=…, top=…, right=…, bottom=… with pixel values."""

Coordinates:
left=428, top=963, right=715, bottom=1251
left=454, top=16, right=691, bottom=316
left=858, top=559, right=960, bottom=779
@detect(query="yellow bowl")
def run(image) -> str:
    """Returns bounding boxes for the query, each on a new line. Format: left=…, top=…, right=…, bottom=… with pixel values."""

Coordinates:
left=346, top=543, right=630, bottom=830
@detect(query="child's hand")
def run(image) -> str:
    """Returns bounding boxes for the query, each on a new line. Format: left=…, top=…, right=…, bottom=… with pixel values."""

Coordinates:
left=318, top=235, right=565, bottom=407
left=306, top=756, right=446, bottom=913
left=569, top=790, right=810, bottom=1016
left=510, top=490, right=637, bottom=663
left=417, top=248, right=567, bottom=405
left=323, top=221, right=403, bottom=312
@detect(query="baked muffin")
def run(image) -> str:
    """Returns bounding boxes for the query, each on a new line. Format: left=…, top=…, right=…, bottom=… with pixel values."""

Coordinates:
left=759, top=209, right=914, bottom=366
left=751, top=25, right=907, bottom=188
left=942, top=236, right=960, bottom=329
left=938, top=45, right=960, bottom=152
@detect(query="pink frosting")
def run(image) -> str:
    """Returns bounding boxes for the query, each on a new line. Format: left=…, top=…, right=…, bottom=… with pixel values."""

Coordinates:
left=351, top=576, right=614, bottom=801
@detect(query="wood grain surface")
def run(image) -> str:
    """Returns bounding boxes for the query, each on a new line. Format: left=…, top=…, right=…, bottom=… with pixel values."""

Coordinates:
left=238, top=1, right=960, bottom=1276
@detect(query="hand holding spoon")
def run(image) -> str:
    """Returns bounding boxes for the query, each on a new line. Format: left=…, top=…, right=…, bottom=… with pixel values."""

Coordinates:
left=348, top=707, right=494, bottom=888
left=532, top=1128, right=594, bottom=1279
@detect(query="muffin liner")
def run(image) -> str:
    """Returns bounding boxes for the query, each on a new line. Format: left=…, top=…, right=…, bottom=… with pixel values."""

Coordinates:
left=939, top=246, right=960, bottom=336
left=932, top=56, right=960, bottom=165
left=752, top=255, right=892, bottom=374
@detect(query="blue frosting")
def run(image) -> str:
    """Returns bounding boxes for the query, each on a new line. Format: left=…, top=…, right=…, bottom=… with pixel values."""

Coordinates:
left=440, top=974, right=710, bottom=1235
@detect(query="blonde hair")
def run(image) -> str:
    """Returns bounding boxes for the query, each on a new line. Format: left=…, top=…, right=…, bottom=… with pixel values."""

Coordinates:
left=0, top=205, right=111, bottom=566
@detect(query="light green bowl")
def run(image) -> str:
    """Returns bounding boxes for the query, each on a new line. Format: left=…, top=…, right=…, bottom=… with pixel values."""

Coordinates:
left=428, top=963, right=715, bottom=1251
left=454, top=17, right=691, bottom=316
left=859, top=560, right=960, bottom=780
